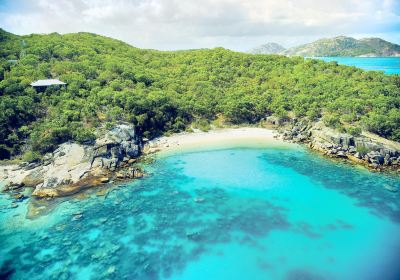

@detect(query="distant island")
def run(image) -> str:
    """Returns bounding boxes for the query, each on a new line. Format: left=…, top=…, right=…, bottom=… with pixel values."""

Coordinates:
left=249, top=36, right=400, bottom=57
left=247, top=42, right=286, bottom=55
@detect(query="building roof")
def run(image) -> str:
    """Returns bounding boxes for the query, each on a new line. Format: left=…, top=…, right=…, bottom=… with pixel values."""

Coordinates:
left=30, top=79, right=66, bottom=87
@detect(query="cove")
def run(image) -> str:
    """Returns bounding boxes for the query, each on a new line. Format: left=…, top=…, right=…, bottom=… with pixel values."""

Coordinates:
left=1, top=145, right=400, bottom=280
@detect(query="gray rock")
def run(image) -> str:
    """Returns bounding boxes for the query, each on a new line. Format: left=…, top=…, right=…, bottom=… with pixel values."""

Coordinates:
left=95, top=145, right=108, bottom=157
left=91, top=123, right=142, bottom=170
left=46, top=177, right=59, bottom=188
left=337, top=151, right=347, bottom=158
left=384, top=154, right=391, bottom=166
left=11, top=166, right=22, bottom=171
left=306, top=121, right=400, bottom=168
left=371, top=163, right=379, bottom=169
left=110, top=146, right=123, bottom=160
left=125, top=143, right=140, bottom=158
left=367, top=152, right=384, bottom=164
left=24, top=162, right=40, bottom=171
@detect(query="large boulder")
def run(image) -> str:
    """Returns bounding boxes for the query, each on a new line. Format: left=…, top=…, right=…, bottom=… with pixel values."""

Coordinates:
left=1, top=142, right=95, bottom=197
left=95, top=124, right=137, bottom=147
left=366, top=151, right=385, bottom=164
left=22, top=169, right=44, bottom=187
left=92, top=123, right=142, bottom=170
left=32, top=143, right=93, bottom=197
left=121, top=141, right=140, bottom=158
left=2, top=123, right=143, bottom=198
left=311, top=126, right=354, bottom=148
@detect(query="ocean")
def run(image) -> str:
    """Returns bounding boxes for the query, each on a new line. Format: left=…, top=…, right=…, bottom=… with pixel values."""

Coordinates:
left=1, top=145, right=399, bottom=280
left=313, top=57, right=400, bottom=75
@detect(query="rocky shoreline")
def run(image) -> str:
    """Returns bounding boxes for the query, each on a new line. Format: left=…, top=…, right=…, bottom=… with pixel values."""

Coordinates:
left=1, top=121, right=399, bottom=203
left=271, top=118, right=400, bottom=173
left=0, top=123, right=146, bottom=200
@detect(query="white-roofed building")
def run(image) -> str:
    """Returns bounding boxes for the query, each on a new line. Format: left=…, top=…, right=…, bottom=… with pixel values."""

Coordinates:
left=30, top=79, right=67, bottom=87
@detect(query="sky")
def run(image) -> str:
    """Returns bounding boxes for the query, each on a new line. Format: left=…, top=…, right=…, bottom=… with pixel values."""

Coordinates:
left=0, top=0, right=399, bottom=51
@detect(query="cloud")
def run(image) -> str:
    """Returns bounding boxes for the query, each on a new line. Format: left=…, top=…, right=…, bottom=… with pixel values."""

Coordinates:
left=0, top=0, right=399, bottom=51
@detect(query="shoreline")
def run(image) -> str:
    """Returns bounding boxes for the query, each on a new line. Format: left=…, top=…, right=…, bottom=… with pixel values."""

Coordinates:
left=1, top=127, right=295, bottom=217
left=1, top=125, right=399, bottom=203
left=1, top=125, right=399, bottom=219
left=146, top=127, right=399, bottom=175
left=145, top=127, right=297, bottom=156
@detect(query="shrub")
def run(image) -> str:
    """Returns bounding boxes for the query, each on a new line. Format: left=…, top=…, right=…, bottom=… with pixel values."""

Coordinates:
left=356, top=146, right=369, bottom=156
left=193, top=119, right=211, bottom=132
left=74, top=128, right=96, bottom=144
left=346, top=126, right=362, bottom=136
left=22, top=150, right=41, bottom=162
left=322, top=114, right=341, bottom=128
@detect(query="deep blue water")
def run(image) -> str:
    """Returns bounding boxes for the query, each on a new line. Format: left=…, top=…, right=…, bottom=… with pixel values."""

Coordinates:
left=313, top=57, right=400, bottom=74
left=1, top=146, right=400, bottom=280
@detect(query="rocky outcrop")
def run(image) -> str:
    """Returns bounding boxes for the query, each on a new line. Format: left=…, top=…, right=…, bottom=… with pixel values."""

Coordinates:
left=91, top=124, right=142, bottom=171
left=277, top=120, right=400, bottom=171
left=1, top=123, right=144, bottom=198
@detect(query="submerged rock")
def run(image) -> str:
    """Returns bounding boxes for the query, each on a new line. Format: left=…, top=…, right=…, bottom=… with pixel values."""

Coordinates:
left=13, top=193, right=24, bottom=200
left=384, top=184, right=398, bottom=193
left=96, top=189, right=109, bottom=196
left=194, top=197, right=205, bottom=203
left=72, top=214, right=83, bottom=221
left=10, top=202, right=18, bottom=208
left=106, top=266, right=116, bottom=275
left=32, top=188, right=59, bottom=198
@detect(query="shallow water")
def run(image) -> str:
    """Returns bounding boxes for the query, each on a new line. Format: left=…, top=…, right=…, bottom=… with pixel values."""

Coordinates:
left=312, top=57, right=400, bottom=75
left=1, top=146, right=400, bottom=280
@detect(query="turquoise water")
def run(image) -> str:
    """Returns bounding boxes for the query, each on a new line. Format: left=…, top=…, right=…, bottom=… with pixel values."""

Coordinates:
left=313, top=57, right=400, bottom=74
left=1, top=146, right=400, bottom=280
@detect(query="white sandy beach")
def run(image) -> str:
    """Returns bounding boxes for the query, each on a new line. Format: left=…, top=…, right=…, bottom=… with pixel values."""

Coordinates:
left=147, top=127, right=295, bottom=156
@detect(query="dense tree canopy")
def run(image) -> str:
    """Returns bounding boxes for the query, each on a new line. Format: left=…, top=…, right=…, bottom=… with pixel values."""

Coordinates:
left=0, top=29, right=399, bottom=159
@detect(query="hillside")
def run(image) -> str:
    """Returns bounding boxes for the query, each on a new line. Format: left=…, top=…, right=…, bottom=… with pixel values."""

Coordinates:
left=0, top=29, right=399, bottom=160
left=283, top=36, right=400, bottom=57
left=248, top=43, right=286, bottom=55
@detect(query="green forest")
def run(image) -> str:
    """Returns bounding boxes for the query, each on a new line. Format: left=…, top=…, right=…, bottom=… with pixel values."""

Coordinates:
left=1, top=28, right=399, bottom=160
